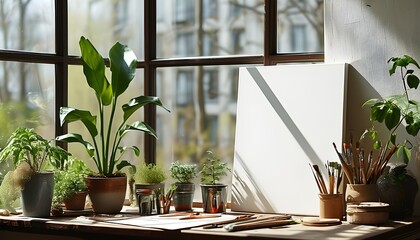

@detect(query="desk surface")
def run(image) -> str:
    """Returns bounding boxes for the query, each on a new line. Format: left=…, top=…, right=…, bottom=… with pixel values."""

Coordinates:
left=1, top=210, right=420, bottom=240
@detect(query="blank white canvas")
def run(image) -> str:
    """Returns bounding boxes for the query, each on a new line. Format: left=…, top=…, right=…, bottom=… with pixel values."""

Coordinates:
left=231, top=63, right=347, bottom=215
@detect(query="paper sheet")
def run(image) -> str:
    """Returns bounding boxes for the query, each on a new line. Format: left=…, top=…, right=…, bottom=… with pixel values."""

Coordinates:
left=108, top=214, right=238, bottom=230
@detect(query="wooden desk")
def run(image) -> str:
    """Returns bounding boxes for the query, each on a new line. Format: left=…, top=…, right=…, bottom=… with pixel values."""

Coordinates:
left=1, top=213, right=420, bottom=240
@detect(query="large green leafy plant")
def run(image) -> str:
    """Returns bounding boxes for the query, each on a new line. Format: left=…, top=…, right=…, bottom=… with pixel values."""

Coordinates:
left=363, top=55, right=420, bottom=164
left=57, top=36, right=169, bottom=177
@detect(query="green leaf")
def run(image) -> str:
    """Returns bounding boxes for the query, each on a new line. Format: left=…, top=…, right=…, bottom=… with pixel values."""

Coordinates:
left=79, top=36, right=113, bottom=106
left=116, top=160, right=133, bottom=171
left=109, top=42, right=137, bottom=98
left=118, top=146, right=140, bottom=156
left=122, top=96, right=170, bottom=121
left=384, top=106, right=401, bottom=130
left=407, top=74, right=420, bottom=89
left=389, top=61, right=398, bottom=75
left=370, top=130, right=377, bottom=140
left=362, top=98, right=380, bottom=107
left=405, top=112, right=414, bottom=124
left=404, top=54, right=420, bottom=69
left=397, top=146, right=411, bottom=164
left=370, top=102, right=390, bottom=123
left=373, top=140, right=381, bottom=149
left=56, top=133, right=95, bottom=157
left=120, top=121, right=158, bottom=139
left=59, top=107, right=98, bottom=137
left=406, top=121, right=420, bottom=136
left=390, top=133, right=396, bottom=145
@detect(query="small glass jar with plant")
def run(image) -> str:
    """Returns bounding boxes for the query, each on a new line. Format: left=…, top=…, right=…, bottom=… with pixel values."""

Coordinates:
left=134, top=162, right=167, bottom=214
left=199, top=150, right=231, bottom=213
left=169, top=160, right=197, bottom=211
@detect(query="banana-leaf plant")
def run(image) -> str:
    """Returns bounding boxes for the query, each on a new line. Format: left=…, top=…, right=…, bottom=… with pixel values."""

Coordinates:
left=362, top=55, right=420, bottom=164
left=56, top=36, right=170, bottom=177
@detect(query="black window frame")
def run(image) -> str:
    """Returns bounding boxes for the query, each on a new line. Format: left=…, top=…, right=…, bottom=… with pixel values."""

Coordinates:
left=0, top=0, right=324, bottom=164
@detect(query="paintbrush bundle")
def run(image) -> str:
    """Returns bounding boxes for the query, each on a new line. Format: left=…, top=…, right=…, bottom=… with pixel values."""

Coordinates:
left=309, top=161, right=343, bottom=194
left=332, top=141, right=396, bottom=184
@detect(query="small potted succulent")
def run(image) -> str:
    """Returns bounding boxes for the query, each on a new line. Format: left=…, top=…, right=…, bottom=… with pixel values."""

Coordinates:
left=134, top=162, right=167, bottom=214
left=53, top=158, right=90, bottom=211
left=169, top=160, right=197, bottom=211
left=199, top=150, right=231, bottom=213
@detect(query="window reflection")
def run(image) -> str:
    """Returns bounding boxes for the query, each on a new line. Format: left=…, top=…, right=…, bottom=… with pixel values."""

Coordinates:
left=157, top=0, right=264, bottom=58
left=0, top=0, right=54, bottom=52
left=0, top=62, right=55, bottom=146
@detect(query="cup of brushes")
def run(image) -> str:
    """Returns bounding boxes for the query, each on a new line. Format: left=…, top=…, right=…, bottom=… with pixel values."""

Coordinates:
left=332, top=141, right=390, bottom=225
left=309, top=161, right=344, bottom=220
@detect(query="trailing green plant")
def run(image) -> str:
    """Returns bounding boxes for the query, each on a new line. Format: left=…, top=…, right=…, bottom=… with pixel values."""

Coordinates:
left=200, top=150, right=231, bottom=185
left=56, top=36, right=170, bottom=177
left=169, top=160, right=197, bottom=183
left=135, top=162, right=167, bottom=184
left=362, top=55, right=420, bottom=164
left=53, top=158, right=90, bottom=205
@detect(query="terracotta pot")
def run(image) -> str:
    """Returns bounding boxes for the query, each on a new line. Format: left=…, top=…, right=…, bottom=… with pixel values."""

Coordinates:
left=63, top=191, right=88, bottom=210
left=85, top=176, right=127, bottom=214
left=319, top=193, right=343, bottom=219
left=345, top=184, right=379, bottom=203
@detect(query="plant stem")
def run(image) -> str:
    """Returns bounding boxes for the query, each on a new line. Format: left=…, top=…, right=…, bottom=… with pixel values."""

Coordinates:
left=401, top=67, right=410, bottom=102
left=105, top=97, right=118, bottom=176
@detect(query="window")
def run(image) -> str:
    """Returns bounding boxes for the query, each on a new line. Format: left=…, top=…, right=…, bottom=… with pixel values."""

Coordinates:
left=203, top=70, right=219, bottom=104
left=175, top=0, right=195, bottom=24
left=232, top=29, right=245, bottom=54
left=277, top=0, right=324, bottom=53
left=0, top=1, right=324, bottom=200
left=203, top=0, right=218, bottom=20
left=176, top=70, right=194, bottom=106
left=291, top=24, right=307, bottom=52
left=203, top=31, right=218, bottom=56
left=176, top=32, right=195, bottom=57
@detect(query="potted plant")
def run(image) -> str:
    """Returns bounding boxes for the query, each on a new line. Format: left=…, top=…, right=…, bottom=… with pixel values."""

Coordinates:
left=53, top=158, right=90, bottom=211
left=0, top=127, right=70, bottom=217
left=56, top=36, right=170, bottom=214
left=362, top=54, right=420, bottom=218
left=134, top=162, right=167, bottom=214
left=199, top=150, right=231, bottom=213
left=169, top=160, right=197, bottom=211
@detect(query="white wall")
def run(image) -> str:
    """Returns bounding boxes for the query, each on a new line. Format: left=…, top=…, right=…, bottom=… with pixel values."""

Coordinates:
left=325, top=0, right=420, bottom=215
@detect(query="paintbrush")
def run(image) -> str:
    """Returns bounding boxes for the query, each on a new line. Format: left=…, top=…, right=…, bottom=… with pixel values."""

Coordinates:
left=309, top=163, right=324, bottom=193
left=333, top=142, right=354, bottom=184
left=312, top=164, right=328, bottom=194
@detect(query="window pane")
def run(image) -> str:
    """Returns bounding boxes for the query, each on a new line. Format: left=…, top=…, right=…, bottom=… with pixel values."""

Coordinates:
left=68, top=0, right=144, bottom=59
left=277, top=0, right=324, bottom=53
left=0, top=62, right=55, bottom=146
left=68, top=66, right=145, bottom=171
left=156, top=65, right=258, bottom=201
left=157, top=0, right=264, bottom=58
left=0, top=0, right=55, bottom=53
